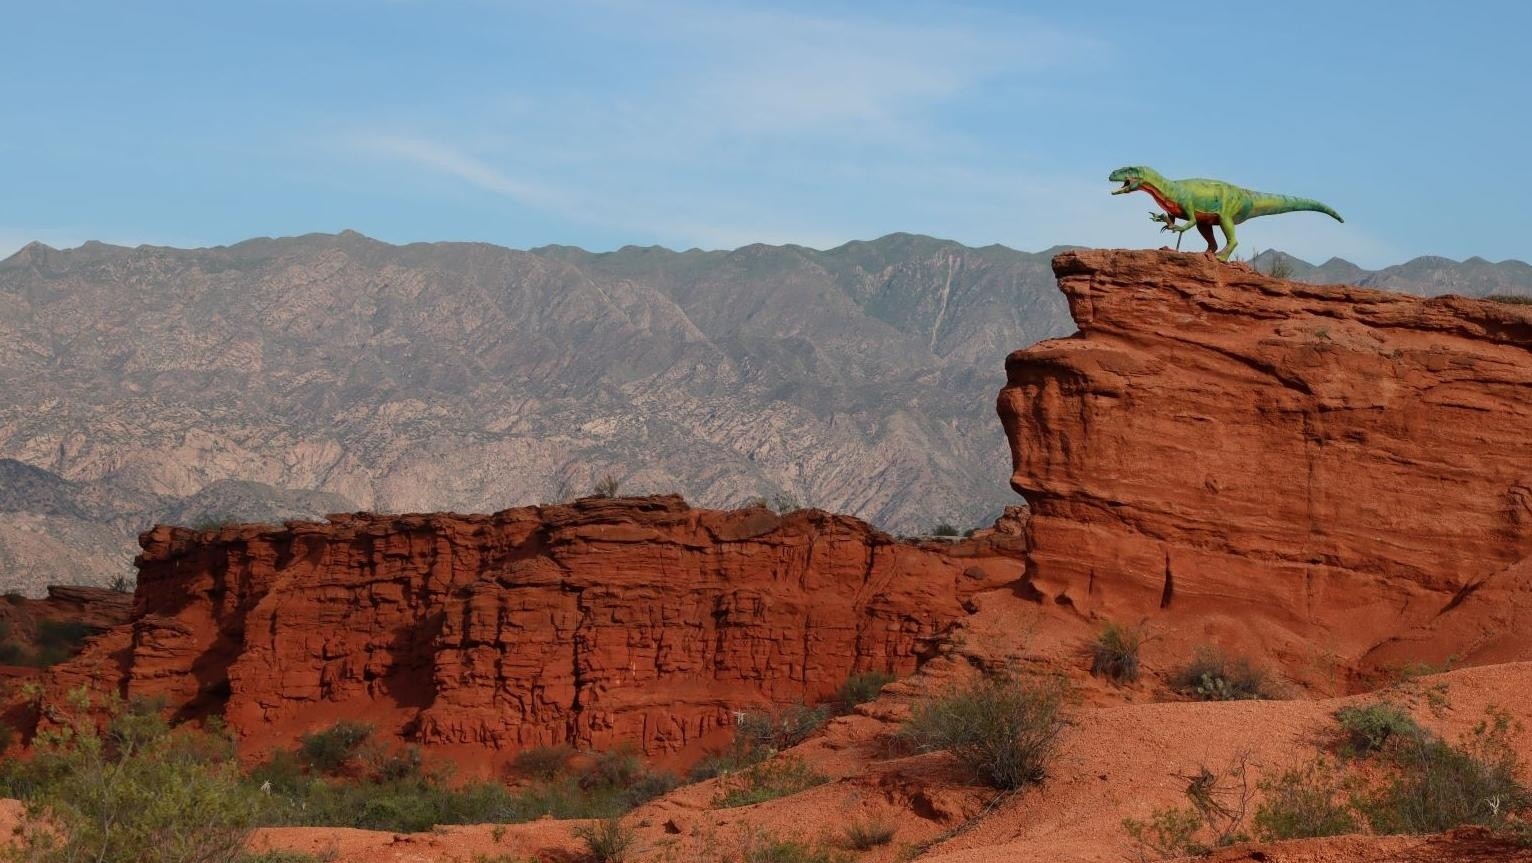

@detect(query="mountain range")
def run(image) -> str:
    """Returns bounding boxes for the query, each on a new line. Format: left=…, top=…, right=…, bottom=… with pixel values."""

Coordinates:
left=1, top=231, right=1527, bottom=594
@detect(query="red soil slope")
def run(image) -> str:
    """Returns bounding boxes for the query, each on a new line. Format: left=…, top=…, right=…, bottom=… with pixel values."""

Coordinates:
left=39, top=496, right=1023, bottom=766
left=997, top=250, right=1532, bottom=680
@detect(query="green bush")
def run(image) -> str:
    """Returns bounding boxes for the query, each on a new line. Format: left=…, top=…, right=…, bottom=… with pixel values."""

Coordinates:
left=511, top=744, right=573, bottom=780
left=691, top=701, right=832, bottom=782
left=1360, top=707, right=1529, bottom=834
left=1170, top=647, right=1274, bottom=701
left=842, top=819, right=895, bottom=849
left=742, top=836, right=848, bottom=863
left=0, top=692, right=258, bottom=863
left=688, top=746, right=764, bottom=782
left=32, top=619, right=94, bottom=667
left=931, top=523, right=960, bottom=537
left=1089, top=622, right=1144, bottom=684
left=191, top=513, right=238, bottom=531
left=1334, top=702, right=1422, bottom=755
left=0, top=692, right=684, bottom=844
left=735, top=703, right=830, bottom=753
left=237, top=852, right=335, bottom=863
left=835, top=670, right=895, bottom=713
left=0, top=620, right=26, bottom=665
left=297, top=721, right=373, bottom=774
left=574, top=818, right=637, bottom=863
left=712, top=757, right=826, bottom=808
left=1123, top=806, right=1206, bottom=859
left=1123, top=758, right=1253, bottom=859
left=1252, top=760, right=1358, bottom=840
left=1487, top=294, right=1532, bottom=305
left=901, top=675, right=1065, bottom=790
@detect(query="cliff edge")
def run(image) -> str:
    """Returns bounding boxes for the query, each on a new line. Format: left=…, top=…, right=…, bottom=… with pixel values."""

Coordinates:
left=998, top=249, right=1532, bottom=675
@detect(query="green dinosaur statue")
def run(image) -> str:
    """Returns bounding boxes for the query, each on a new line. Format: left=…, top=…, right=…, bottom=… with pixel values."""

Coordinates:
left=1108, top=166, right=1342, bottom=261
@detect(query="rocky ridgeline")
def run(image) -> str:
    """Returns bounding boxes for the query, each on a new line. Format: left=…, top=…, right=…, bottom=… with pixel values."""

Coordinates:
left=40, top=496, right=1023, bottom=764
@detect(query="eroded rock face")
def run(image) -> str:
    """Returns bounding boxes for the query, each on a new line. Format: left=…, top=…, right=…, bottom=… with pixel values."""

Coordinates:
left=43, top=496, right=1021, bottom=760
left=997, top=250, right=1532, bottom=670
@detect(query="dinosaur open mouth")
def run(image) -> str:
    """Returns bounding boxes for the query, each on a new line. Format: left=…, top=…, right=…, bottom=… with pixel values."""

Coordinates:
left=1111, top=179, right=1134, bottom=195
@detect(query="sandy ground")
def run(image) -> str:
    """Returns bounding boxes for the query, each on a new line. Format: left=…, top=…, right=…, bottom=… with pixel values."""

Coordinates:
left=234, top=660, right=1532, bottom=863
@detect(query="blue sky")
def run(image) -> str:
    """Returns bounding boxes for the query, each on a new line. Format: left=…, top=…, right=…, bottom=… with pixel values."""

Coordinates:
left=2, top=1, right=1527, bottom=267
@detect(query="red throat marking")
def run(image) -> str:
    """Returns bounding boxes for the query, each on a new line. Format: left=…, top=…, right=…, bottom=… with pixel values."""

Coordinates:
left=1142, top=184, right=1185, bottom=219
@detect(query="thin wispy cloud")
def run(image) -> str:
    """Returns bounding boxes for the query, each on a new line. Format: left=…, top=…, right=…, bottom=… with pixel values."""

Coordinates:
left=346, top=1, right=1102, bottom=252
left=351, top=134, right=578, bottom=214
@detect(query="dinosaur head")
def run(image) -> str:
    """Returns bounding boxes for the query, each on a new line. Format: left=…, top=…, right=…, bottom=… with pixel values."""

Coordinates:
left=1109, top=166, right=1152, bottom=195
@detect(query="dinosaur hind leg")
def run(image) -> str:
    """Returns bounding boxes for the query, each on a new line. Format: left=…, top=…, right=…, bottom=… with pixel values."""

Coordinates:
left=1216, top=215, right=1238, bottom=261
left=1196, top=223, right=1217, bottom=253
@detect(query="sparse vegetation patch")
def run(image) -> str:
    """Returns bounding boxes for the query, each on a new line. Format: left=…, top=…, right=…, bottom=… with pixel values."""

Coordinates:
left=1334, top=701, right=1422, bottom=755
left=901, top=674, right=1065, bottom=790
left=1089, top=621, right=1144, bottom=684
left=1170, top=646, right=1276, bottom=701
left=835, top=670, right=895, bottom=712
left=712, top=757, right=827, bottom=808
left=1252, top=760, right=1359, bottom=840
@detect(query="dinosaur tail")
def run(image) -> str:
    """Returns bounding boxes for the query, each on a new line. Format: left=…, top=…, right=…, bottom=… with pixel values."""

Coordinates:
left=1250, top=193, right=1343, bottom=222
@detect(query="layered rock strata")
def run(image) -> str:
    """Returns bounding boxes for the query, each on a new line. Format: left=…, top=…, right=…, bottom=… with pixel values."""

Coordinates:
left=43, top=496, right=1022, bottom=757
left=997, top=250, right=1532, bottom=669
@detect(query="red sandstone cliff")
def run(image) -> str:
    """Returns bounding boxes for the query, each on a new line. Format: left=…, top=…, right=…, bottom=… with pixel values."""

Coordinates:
left=42, top=496, right=1022, bottom=762
left=997, top=250, right=1532, bottom=675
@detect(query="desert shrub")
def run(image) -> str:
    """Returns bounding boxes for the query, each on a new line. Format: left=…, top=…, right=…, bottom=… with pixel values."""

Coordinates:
left=835, top=670, right=895, bottom=712
left=358, top=742, right=424, bottom=783
left=0, top=691, right=258, bottom=863
left=577, top=747, right=645, bottom=791
left=109, top=575, right=135, bottom=594
left=615, top=769, right=679, bottom=809
left=735, top=703, right=830, bottom=753
left=1260, top=253, right=1295, bottom=280
left=688, top=746, right=763, bottom=782
left=238, top=852, right=335, bottom=863
left=712, top=757, right=826, bottom=808
left=1123, top=757, right=1253, bottom=860
left=0, top=620, right=26, bottom=665
left=1170, top=647, right=1274, bottom=701
left=1089, top=621, right=1144, bottom=684
left=1123, top=806, right=1206, bottom=860
left=1252, top=760, right=1359, bottom=840
left=1334, top=702, right=1422, bottom=755
left=574, top=818, right=637, bottom=863
left=591, top=475, right=621, bottom=497
left=931, top=523, right=960, bottom=537
left=768, top=493, right=802, bottom=514
left=1487, top=294, right=1532, bottom=305
left=258, top=738, right=678, bottom=833
left=247, top=748, right=305, bottom=795
left=31, top=619, right=93, bottom=667
left=692, top=700, right=831, bottom=781
left=256, top=771, right=523, bottom=833
left=297, top=720, right=373, bottom=774
left=842, top=819, right=896, bottom=849
left=742, top=835, right=848, bottom=863
left=901, top=674, right=1065, bottom=790
left=568, top=746, right=677, bottom=809
left=191, top=513, right=238, bottom=531
left=512, top=744, right=573, bottom=780
left=1360, top=707, right=1529, bottom=834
